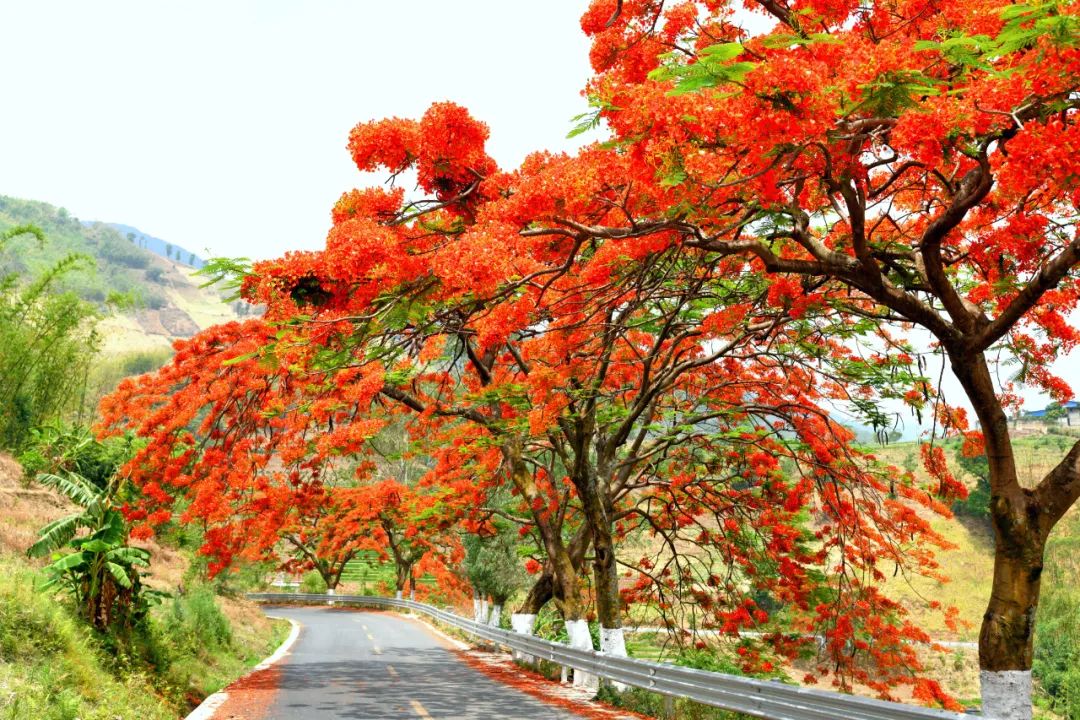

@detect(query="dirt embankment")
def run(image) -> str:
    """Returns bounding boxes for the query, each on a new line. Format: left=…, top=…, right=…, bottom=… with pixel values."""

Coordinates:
left=0, top=451, right=186, bottom=587
left=0, top=453, right=72, bottom=556
left=0, top=452, right=269, bottom=632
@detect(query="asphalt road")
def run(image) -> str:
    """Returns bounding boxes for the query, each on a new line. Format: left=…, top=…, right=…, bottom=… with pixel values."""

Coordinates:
left=260, top=605, right=588, bottom=720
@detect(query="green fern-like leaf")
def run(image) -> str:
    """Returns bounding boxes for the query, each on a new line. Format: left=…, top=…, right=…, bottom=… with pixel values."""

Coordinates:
left=34, top=472, right=102, bottom=509
left=26, top=514, right=83, bottom=558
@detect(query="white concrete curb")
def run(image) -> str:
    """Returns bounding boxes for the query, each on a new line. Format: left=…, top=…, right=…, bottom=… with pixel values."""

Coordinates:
left=184, top=615, right=301, bottom=720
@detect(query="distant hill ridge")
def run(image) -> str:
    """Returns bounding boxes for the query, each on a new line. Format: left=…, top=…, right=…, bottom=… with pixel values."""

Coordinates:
left=0, top=194, right=242, bottom=354
left=102, top=222, right=206, bottom=269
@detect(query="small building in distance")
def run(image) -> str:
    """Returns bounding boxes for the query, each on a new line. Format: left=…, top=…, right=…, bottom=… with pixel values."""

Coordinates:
left=1012, top=400, right=1080, bottom=435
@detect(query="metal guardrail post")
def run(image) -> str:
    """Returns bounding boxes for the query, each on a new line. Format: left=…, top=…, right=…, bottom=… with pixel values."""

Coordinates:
left=247, top=592, right=972, bottom=720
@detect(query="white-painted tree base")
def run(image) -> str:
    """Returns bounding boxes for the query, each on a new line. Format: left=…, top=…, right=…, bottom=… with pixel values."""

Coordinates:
left=599, top=626, right=626, bottom=656
left=600, top=626, right=627, bottom=691
left=326, top=587, right=336, bottom=606
left=565, top=619, right=598, bottom=690
left=510, top=613, right=537, bottom=664
left=489, top=605, right=502, bottom=627
left=395, top=590, right=403, bottom=600
left=480, top=599, right=490, bottom=624
left=980, top=670, right=1031, bottom=720
left=473, top=597, right=483, bottom=622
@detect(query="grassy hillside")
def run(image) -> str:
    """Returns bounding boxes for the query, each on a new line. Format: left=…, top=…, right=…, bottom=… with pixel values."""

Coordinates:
left=0, top=453, right=286, bottom=719
left=871, top=433, right=1080, bottom=716
left=0, top=195, right=242, bottom=355
left=871, top=433, right=1078, bottom=637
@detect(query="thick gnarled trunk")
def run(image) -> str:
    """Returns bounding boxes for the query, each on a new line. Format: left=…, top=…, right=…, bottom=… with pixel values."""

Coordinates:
left=951, top=352, right=1079, bottom=719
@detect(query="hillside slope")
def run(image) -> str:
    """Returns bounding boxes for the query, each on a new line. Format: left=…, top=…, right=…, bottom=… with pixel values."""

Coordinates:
left=0, top=195, right=242, bottom=354
left=0, top=453, right=285, bottom=719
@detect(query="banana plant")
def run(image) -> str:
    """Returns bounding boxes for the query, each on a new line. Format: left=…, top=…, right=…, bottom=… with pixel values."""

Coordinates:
left=26, top=431, right=161, bottom=630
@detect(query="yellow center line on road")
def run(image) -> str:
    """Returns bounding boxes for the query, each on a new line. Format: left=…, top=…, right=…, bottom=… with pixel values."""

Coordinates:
left=367, top=632, right=375, bottom=640
left=373, top=645, right=382, bottom=655
left=410, top=699, right=432, bottom=718
left=386, top=664, right=398, bottom=679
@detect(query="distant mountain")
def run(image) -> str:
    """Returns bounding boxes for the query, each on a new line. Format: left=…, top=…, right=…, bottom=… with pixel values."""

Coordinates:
left=103, top=222, right=207, bottom=269
left=0, top=195, right=246, bottom=354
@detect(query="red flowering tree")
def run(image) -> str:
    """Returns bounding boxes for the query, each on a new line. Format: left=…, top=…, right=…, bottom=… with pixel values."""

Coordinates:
left=98, top=318, right=387, bottom=574
left=97, top=2, right=1080, bottom=713
left=566, top=2, right=1079, bottom=716
left=336, top=478, right=466, bottom=600
left=277, top=485, right=371, bottom=593
left=214, top=96, right=961, bottom=699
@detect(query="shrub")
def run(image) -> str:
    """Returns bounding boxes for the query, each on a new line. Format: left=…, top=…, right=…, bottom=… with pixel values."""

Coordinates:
left=300, top=571, right=328, bottom=594
left=167, top=586, right=232, bottom=653
left=0, top=226, right=100, bottom=449
left=951, top=451, right=991, bottom=520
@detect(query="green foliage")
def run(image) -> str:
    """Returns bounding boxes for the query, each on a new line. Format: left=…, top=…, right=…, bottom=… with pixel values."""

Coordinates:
left=19, top=421, right=134, bottom=489
left=0, top=554, right=287, bottom=719
left=463, top=523, right=527, bottom=604
left=847, top=70, right=941, bottom=117
left=567, top=96, right=618, bottom=139
left=0, top=196, right=165, bottom=309
left=300, top=570, right=329, bottom=593
left=648, top=43, right=755, bottom=95
left=0, top=557, right=173, bottom=720
left=197, top=256, right=252, bottom=301
left=168, top=586, right=233, bottom=652
left=1034, top=523, right=1080, bottom=718
left=83, top=348, right=173, bottom=414
left=0, top=226, right=101, bottom=449
left=952, top=451, right=992, bottom=519
left=24, top=425, right=158, bottom=631
left=915, top=1, right=1080, bottom=73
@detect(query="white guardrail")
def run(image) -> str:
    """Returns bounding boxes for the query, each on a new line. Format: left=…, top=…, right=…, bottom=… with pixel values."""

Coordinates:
left=247, top=592, right=972, bottom=720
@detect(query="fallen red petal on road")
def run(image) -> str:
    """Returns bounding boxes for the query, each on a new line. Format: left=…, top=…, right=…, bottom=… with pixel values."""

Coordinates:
left=452, top=647, right=652, bottom=720
left=210, top=664, right=281, bottom=720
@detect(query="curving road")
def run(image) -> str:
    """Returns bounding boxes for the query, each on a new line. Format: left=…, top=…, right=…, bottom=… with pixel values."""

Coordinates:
left=257, top=605, right=588, bottom=720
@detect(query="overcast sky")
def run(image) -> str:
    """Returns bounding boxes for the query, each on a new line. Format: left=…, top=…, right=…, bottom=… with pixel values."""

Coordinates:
left=0, top=1, right=593, bottom=260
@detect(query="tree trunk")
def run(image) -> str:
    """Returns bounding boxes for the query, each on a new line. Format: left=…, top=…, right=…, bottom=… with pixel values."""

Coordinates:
left=952, top=352, right=1056, bottom=720
left=979, top=516, right=1044, bottom=720
left=585, top=498, right=622, bottom=632
left=518, top=565, right=554, bottom=615
left=508, top=440, right=585, bottom=621
left=395, top=561, right=412, bottom=598
left=551, top=543, right=584, bottom=620
left=578, top=466, right=626, bottom=660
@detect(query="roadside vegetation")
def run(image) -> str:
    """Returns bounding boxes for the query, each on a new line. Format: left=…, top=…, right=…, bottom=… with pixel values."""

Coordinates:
left=0, top=222, right=284, bottom=719
left=0, top=555, right=286, bottom=720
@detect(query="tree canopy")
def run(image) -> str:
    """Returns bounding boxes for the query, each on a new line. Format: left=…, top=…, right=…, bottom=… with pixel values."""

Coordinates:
left=98, top=1, right=1080, bottom=716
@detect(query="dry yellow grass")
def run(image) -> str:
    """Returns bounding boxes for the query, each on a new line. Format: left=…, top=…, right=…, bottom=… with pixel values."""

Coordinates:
left=873, top=435, right=1077, bottom=641
left=97, top=260, right=240, bottom=356
left=0, top=453, right=73, bottom=557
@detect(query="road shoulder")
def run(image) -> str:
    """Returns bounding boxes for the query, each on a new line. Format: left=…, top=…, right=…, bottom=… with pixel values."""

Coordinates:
left=185, top=614, right=301, bottom=720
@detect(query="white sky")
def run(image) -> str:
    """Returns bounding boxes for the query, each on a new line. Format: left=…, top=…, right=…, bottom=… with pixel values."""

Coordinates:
left=0, top=1, right=594, bottom=260
left=0, top=1, right=1071, bottom=426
